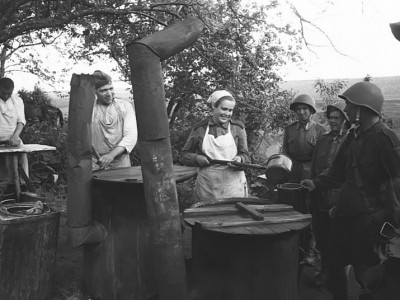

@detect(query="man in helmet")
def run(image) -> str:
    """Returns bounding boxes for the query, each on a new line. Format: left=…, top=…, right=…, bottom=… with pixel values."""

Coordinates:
left=282, top=94, right=327, bottom=183
left=282, top=94, right=326, bottom=266
left=302, top=82, right=400, bottom=299
left=309, top=100, right=351, bottom=287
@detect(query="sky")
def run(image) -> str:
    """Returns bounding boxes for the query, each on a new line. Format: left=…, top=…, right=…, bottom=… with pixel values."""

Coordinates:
left=274, top=0, right=400, bottom=81
left=10, top=0, right=400, bottom=91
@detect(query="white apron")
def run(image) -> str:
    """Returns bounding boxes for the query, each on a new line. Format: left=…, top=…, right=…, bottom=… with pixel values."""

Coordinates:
left=194, top=123, right=248, bottom=203
left=0, top=98, right=28, bottom=183
left=92, top=101, right=130, bottom=170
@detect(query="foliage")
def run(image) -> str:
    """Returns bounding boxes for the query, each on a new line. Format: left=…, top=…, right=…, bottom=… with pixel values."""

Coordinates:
left=1, top=0, right=309, bottom=197
left=314, top=78, right=348, bottom=111
left=18, top=85, right=52, bottom=105
left=18, top=88, right=67, bottom=197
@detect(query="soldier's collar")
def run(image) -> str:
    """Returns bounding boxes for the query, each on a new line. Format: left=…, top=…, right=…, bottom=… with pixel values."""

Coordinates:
left=296, top=119, right=314, bottom=130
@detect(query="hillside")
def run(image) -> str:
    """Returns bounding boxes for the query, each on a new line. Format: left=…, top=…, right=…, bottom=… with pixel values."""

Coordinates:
left=280, top=76, right=400, bottom=101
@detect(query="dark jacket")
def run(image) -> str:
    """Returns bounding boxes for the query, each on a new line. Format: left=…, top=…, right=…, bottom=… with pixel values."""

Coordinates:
left=311, top=131, right=348, bottom=211
left=282, top=119, right=327, bottom=181
left=314, top=121, right=400, bottom=218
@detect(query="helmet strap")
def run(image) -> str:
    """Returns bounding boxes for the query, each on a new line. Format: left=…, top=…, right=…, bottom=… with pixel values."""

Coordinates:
left=339, top=119, right=346, bottom=136
left=355, top=107, right=361, bottom=124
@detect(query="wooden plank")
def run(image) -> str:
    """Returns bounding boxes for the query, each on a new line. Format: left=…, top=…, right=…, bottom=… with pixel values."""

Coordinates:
left=235, top=202, right=264, bottom=221
left=183, top=204, right=293, bottom=217
left=197, top=213, right=311, bottom=229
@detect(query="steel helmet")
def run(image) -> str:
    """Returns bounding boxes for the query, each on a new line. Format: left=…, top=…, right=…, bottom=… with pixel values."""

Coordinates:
left=338, top=82, right=384, bottom=116
left=289, top=94, right=316, bottom=114
left=327, top=100, right=349, bottom=121
left=390, top=22, right=400, bottom=42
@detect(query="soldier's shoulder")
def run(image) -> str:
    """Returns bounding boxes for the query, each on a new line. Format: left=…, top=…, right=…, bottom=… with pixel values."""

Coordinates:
left=192, top=119, right=209, bottom=130
left=381, top=125, right=400, bottom=147
left=314, top=121, right=328, bottom=131
left=315, top=132, right=332, bottom=143
left=231, top=119, right=245, bottom=129
left=285, top=121, right=298, bottom=128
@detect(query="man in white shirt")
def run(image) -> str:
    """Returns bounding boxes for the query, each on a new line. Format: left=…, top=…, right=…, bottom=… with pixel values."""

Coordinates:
left=0, top=77, right=28, bottom=190
left=91, top=70, right=138, bottom=170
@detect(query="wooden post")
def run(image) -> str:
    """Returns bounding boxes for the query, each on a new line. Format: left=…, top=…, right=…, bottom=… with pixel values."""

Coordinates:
left=126, top=18, right=204, bottom=300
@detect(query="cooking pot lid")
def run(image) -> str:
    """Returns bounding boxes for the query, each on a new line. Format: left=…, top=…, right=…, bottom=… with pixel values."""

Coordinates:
left=184, top=198, right=311, bottom=235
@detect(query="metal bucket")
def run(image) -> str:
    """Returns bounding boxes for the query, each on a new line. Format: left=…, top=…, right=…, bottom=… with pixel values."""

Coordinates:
left=276, top=183, right=307, bottom=213
left=265, top=154, right=292, bottom=184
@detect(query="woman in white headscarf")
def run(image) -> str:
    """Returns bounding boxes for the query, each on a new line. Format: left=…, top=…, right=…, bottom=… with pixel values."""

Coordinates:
left=180, top=90, right=250, bottom=204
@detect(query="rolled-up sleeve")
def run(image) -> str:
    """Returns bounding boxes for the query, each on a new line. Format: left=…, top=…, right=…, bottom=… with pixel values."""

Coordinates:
left=117, top=100, right=137, bottom=153
left=13, top=95, right=26, bottom=125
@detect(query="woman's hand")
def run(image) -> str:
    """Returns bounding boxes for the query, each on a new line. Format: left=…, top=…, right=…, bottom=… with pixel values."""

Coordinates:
left=229, top=156, right=244, bottom=171
left=196, top=155, right=210, bottom=167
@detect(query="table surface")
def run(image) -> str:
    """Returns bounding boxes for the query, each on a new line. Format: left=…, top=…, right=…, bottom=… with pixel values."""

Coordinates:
left=0, top=144, right=56, bottom=153
left=92, top=165, right=197, bottom=184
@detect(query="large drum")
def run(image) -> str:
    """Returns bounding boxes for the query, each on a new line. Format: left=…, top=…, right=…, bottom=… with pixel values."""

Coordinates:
left=85, top=165, right=196, bottom=300
left=184, top=199, right=311, bottom=300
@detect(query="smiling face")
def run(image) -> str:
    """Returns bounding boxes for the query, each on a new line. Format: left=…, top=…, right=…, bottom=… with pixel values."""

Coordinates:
left=96, top=83, right=115, bottom=106
left=294, top=104, right=312, bottom=122
left=328, top=110, right=346, bottom=132
left=212, top=98, right=236, bottom=125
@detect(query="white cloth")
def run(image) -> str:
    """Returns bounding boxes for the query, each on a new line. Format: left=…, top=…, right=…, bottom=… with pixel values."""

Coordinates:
left=194, top=124, right=248, bottom=202
left=92, top=99, right=138, bottom=170
left=0, top=94, right=28, bottom=183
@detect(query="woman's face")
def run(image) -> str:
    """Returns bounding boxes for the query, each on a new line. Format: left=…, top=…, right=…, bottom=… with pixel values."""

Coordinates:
left=212, top=99, right=235, bottom=125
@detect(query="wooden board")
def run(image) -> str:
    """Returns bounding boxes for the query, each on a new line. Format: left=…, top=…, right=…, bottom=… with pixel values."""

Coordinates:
left=184, top=202, right=311, bottom=235
left=0, top=144, right=56, bottom=153
left=92, top=165, right=197, bottom=184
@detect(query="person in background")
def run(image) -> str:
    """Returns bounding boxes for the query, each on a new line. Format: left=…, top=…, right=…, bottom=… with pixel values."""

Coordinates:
left=91, top=70, right=138, bottom=171
left=0, top=77, right=29, bottom=195
left=179, top=90, right=250, bottom=204
left=302, top=82, right=400, bottom=300
left=282, top=94, right=327, bottom=182
left=309, top=100, right=351, bottom=287
left=282, top=94, right=327, bottom=266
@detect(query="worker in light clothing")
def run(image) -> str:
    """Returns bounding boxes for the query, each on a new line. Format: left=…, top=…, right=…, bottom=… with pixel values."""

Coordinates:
left=0, top=77, right=29, bottom=193
left=180, top=90, right=250, bottom=204
left=91, top=70, right=138, bottom=171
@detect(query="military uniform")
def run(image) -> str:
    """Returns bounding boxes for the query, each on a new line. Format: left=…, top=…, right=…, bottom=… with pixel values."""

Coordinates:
left=314, top=121, right=400, bottom=298
left=310, top=130, right=348, bottom=283
left=282, top=119, right=326, bottom=182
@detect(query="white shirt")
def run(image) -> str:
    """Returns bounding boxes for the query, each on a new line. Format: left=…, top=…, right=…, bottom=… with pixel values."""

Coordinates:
left=0, top=94, right=26, bottom=126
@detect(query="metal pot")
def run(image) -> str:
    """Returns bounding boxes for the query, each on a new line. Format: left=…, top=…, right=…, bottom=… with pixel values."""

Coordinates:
left=265, top=154, right=292, bottom=184
left=276, top=183, right=307, bottom=213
